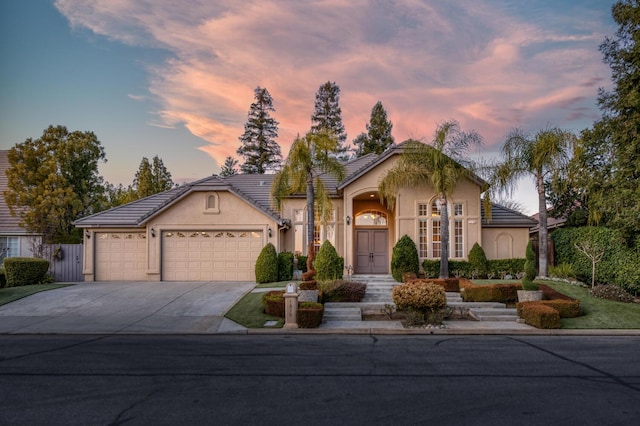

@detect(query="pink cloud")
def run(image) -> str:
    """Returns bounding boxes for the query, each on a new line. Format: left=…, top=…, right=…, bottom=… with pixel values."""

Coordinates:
left=55, top=0, right=614, bottom=169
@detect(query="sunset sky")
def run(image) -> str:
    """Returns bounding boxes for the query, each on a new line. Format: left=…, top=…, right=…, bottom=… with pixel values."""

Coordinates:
left=0, top=0, right=617, bottom=214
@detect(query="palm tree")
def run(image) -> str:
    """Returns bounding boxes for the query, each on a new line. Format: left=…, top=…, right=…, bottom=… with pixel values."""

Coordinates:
left=271, top=131, right=346, bottom=268
left=491, top=128, right=575, bottom=277
left=379, top=120, right=483, bottom=278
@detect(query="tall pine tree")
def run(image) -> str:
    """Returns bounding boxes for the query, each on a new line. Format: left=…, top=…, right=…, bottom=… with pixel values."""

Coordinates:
left=237, top=87, right=281, bottom=174
left=133, top=156, right=174, bottom=198
left=219, top=156, right=239, bottom=177
left=310, top=81, right=348, bottom=158
left=353, top=101, right=394, bottom=156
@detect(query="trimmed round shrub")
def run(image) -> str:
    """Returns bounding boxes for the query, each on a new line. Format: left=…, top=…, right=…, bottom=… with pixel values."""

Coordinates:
left=522, top=240, right=538, bottom=291
left=315, top=240, right=344, bottom=281
left=391, top=235, right=419, bottom=282
left=255, top=243, right=278, bottom=283
left=392, top=281, right=446, bottom=313
left=468, top=243, right=488, bottom=278
left=3, top=257, right=50, bottom=287
left=277, top=251, right=294, bottom=281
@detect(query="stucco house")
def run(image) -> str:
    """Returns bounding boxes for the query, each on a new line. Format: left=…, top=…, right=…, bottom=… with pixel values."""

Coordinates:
left=74, top=143, right=536, bottom=282
left=0, top=150, right=39, bottom=261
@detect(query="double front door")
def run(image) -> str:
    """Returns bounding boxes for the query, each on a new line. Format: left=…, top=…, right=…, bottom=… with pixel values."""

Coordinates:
left=355, top=229, right=388, bottom=274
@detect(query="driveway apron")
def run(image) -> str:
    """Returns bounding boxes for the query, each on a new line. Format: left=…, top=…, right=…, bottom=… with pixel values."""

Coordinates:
left=0, top=281, right=254, bottom=334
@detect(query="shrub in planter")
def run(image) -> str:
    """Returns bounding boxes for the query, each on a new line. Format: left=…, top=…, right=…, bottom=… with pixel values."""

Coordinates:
left=539, top=284, right=575, bottom=301
left=315, top=240, right=344, bottom=281
left=406, top=278, right=459, bottom=292
left=393, top=281, right=446, bottom=314
left=3, top=257, right=50, bottom=287
left=320, top=280, right=367, bottom=303
left=517, top=300, right=580, bottom=319
left=277, top=252, right=294, bottom=281
left=262, top=290, right=285, bottom=317
left=297, top=302, right=324, bottom=328
left=522, top=240, right=538, bottom=291
left=468, top=243, right=488, bottom=278
left=255, top=243, right=278, bottom=283
left=461, top=283, right=522, bottom=303
left=391, top=235, right=419, bottom=282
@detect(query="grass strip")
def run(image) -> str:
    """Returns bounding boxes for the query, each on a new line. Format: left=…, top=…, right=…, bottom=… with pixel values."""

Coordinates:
left=225, top=292, right=283, bottom=328
left=0, top=284, right=72, bottom=307
left=540, top=280, right=640, bottom=329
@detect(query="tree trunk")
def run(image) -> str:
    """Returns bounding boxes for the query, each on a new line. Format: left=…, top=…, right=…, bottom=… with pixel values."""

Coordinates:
left=306, top=175, right=315, bottom=256
left=537, top=171, right=548, bottom=277
left=439, top=195, right=449, bottom=279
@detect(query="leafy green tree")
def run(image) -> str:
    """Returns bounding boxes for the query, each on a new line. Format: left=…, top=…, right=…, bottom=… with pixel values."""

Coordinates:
left=102, top=182, right=136, bottom=208
left=353, top=101, right=394, bottom=156
left=237, top=87, right=282, bottom=174
left=571, top=0, right=640, bottom=244
left=315, top=240, right=344, bottom=281
left=5, top=125, right=106, bottom=243
left=219, top=156, right=239, bottom=177
left=379, top=121, right=483, bottom=278
left=468, top=242, right=488, bottom=278
left=491, top=127, right=575, bottom=277
left=133, top=156, right=174, bottom=198
left=255, top=243, right=278, bottom=283
left=522, top=240, right=539, bottom=291
left=271, top=131, right=346, bottom=262
left=310, top=81, right=348, bottom=158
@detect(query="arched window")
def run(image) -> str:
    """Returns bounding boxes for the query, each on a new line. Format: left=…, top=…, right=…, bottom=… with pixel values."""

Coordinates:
left=355, top=210, right=387, bottom=226
left=204, top=193, right=220, bottom=214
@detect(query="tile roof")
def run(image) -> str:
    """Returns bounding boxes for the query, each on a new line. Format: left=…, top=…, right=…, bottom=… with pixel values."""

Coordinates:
left=75, top=145, right=529, bottom=229
left=481, top=202, right=538, bottom=228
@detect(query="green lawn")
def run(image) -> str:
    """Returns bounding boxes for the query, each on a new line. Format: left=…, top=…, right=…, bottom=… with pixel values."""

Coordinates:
left=0, top=284, right=72, bottom=307
left=539, top=280, right=640, bottom=329
left=225, top=292, right=284, bottom=328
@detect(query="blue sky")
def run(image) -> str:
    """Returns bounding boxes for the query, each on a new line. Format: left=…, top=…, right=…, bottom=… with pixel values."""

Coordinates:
left=0, top=0, right=617, bottom=214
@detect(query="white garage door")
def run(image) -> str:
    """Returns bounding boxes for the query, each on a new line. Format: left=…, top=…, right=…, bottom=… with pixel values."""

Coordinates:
left=95, top=232, right=147, bottom=281
left=162, top=230, right=263, bottom=281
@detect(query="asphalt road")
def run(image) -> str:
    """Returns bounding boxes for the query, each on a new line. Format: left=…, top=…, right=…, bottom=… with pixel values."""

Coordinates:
left=1, top=335, right=639, bottom=425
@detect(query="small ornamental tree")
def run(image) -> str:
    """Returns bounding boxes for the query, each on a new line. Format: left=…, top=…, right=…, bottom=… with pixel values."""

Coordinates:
left=391, top=235, right=420, bottom=282
left=314, top=240, right=344, bottom=281
left=468, top=243, right=488, bottom=278
left=255, top=243, right=278, bottom=283
left=522, top=240, right=539, bottom=291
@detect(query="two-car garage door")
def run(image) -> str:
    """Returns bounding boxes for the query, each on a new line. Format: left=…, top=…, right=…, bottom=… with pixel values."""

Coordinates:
left=94, top=230, right=263, bottom=282
left=162, top=230, right=263, bottom=281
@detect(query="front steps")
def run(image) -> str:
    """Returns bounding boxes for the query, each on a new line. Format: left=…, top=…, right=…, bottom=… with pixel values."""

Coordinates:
left=322, top=274, right=519, bottom=323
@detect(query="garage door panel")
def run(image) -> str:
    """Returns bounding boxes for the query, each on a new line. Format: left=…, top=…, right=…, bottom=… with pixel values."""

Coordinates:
left=163, top=230, right=262, bottom=281
left=95, top=232, right=147, bottom=281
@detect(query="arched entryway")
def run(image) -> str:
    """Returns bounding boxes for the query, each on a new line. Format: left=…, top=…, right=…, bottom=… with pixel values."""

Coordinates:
left=354, top=209, right=389, bottom=274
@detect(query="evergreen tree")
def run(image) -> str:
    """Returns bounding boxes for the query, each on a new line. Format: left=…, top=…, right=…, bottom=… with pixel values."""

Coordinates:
left=237, top=87, right=281, bottom=174
left=310, top=81, right=348, bottom=158
left=133, top=155, right=174, bottom=198
left=354, top=101, right=394, bottom=156
left=219, top=156, right=239, bottom=177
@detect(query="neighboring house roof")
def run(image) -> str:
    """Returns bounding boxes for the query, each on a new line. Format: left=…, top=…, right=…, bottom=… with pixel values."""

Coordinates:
left=75, top=143, right=529, bottom=229
left=529, top=212, right=567, bottom=233
left=481, top=203, right=538, bottom=228
left=0, top=150, right=33, bottom=235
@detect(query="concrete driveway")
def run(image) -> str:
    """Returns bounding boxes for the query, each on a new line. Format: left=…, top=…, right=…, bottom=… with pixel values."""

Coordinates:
left=0, top=281, right=255, bottom=334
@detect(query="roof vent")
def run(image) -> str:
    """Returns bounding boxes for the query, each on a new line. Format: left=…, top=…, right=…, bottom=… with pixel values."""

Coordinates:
left=259, top=180, right=265, bottom=186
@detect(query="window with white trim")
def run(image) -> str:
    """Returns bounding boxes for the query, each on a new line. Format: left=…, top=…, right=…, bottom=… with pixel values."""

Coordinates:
left=0, top=237, right=19, bottom=260
left=417, top=200, right=465, bottom=259
left=294, top=208, right=337, bottom=255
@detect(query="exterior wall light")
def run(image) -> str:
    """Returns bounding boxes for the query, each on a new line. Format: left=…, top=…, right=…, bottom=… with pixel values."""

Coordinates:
left=346, top=216, right=351, bottom=226
left=150, top=228, right=156, bottom=238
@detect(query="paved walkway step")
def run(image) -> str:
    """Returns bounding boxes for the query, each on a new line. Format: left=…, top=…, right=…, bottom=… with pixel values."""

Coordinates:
left=469, top=308, right=518, bottom=321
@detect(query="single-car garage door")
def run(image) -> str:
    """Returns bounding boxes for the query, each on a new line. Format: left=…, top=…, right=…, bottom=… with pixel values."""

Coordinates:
left=95, top=232, right=147, bottom=281
left=162, top=230, right=263, bottom=281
